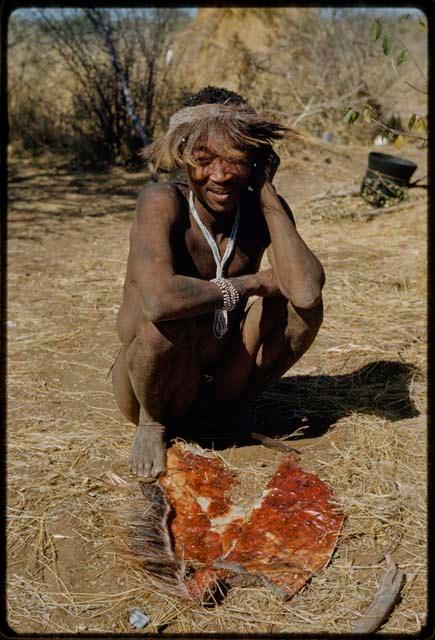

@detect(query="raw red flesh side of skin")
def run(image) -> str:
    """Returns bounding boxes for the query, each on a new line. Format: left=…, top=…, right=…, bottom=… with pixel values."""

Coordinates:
left=159, top=445, right=345, bottom=602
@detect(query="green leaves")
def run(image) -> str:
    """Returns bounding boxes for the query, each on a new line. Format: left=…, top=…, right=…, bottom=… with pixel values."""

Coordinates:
left=397, top=49, right=408, bottom=66
left=362, top=14, right=427, bottom=147
left=407, top=114, right=427, bottom=133
left=394, top=134, right=405, bottom=149
left=408, top=114, right=416, bottom=131
left=370, top=18, right=394, bottom=57
left=343, top=108, right=360, bottom=125
left=382, top=32, right=392, bottom=56
left=371, top=18, right=382, bottom=41
left=370, top=18, right=392, bottom=57
left=415, top=115, right=428, bottom=133
left=363, top=108, right=373, bottom=124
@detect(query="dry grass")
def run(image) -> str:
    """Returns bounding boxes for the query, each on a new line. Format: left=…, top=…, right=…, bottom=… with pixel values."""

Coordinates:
left=6, top=143, right=427, bottom=633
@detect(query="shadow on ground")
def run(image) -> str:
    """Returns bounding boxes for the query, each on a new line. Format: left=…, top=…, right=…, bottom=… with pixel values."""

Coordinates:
left=7, top=160, right=173, bottom=216
left=174, top=360, right=420, bottom=450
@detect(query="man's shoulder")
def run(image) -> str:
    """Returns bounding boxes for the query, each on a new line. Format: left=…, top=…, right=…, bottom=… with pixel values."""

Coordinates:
left=136, top=181, right=188, bottom=224
left=137, top=181, right=186, bottom=208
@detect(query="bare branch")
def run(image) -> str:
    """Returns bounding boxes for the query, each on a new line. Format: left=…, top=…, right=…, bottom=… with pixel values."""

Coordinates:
left=351, top=554, right=404, bottom=633
left=394, top=33, right=427, bottom=82
left=404, top=80, right=428, bottom=95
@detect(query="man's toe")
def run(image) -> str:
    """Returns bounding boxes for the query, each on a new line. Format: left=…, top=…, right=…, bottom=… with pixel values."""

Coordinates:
left=142, top=462, right=152, bottom=478
left=152, top=450, right=167, bottom=477
left=151, top=464, right=165, bottom=478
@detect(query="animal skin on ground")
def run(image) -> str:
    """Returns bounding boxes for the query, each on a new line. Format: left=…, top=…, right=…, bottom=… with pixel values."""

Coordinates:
left=124, top=443, right=345, bottom=603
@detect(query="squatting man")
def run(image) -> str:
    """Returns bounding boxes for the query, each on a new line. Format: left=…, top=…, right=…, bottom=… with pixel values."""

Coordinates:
left=112, top=87, right=325, bottom=479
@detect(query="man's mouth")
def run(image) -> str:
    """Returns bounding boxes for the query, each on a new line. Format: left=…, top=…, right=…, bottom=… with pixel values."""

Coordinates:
left=208, top=188, right=233, bottom=203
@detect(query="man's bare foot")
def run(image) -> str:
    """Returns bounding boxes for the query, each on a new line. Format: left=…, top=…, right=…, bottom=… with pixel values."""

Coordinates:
left=128, top=421, right=166, bottom=479
left=232, top=401, right=257, bottom=433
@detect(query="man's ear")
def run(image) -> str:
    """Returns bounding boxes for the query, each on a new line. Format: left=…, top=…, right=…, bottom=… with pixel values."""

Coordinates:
left=250, top=147, right=271, bottom=185
left=256, top=146, right=272, bottom=170
left=251, top=149, right=264, bottom=175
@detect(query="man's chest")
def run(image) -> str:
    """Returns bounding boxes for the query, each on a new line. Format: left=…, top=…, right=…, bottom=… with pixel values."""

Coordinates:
left=174, top=214, right=269, bottom=280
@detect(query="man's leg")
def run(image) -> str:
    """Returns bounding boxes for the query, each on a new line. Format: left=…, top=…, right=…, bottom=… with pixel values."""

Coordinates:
left=210, top=295, right=323, bottom=425
left=112, top=317, right=201, bottom=477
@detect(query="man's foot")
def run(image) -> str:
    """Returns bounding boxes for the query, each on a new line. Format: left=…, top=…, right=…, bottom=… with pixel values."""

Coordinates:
left=231, top=400, right=257, bottom=434
left=174, top=374, right=217, bottom=434
left=128, top=421, right=166, bottom=479
left=193, top=373, right=215, bottom=418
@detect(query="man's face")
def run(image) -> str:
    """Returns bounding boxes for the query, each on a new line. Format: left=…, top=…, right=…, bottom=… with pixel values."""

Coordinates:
left=185, top=138, right=254, bottom=214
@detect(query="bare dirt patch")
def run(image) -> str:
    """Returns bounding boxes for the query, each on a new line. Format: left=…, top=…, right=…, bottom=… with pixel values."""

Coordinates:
left=6, top=142, right=427, bottom=634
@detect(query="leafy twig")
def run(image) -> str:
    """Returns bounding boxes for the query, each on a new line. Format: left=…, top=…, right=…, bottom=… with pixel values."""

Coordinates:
left=369, top=116, right=427, bottom=142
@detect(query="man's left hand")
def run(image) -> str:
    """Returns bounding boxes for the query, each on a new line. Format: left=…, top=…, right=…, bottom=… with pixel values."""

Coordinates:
left=252, top=148, right=280, bottom=193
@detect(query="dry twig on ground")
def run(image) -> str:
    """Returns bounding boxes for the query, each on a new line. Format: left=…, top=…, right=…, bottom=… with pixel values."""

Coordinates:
left=351, top=554, right=405, bottom=633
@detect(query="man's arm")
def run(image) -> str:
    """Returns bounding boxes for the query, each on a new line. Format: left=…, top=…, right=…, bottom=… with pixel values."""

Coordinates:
left=262, top=184, right=325, bottom=309
left=126, top=184, right=271, bottom=322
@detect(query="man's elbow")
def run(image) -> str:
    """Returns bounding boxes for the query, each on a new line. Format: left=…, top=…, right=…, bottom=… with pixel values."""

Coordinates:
left=293, top=291, right=323, bottom=310
left=319, top=264, right=326, bottom=290
left=139, top=274, right=186, bottom=323
left=291, top=275, right=325, bottom=310
left=144, top=293, right=184, bottom=323
left=308, top=265, right=325, bottom=306
left=142, top=294, right=168, bottom=323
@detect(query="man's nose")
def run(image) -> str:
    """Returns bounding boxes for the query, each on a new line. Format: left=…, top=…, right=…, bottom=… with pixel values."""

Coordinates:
left=209, top=158, right=232, bottom=182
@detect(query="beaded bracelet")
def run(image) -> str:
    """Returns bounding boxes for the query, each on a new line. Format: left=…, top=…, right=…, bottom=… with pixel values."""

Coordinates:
left=211, top=277, right=241, bottom=312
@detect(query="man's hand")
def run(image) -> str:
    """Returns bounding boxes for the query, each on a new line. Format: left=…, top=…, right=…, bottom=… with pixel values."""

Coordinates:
left=252, top=147, right=281, bottom=193
left=264, top=148, right=281, bottom=183
left=231, top=268, right=281, bottom=300
left=254, top=268, right=281, bottom=298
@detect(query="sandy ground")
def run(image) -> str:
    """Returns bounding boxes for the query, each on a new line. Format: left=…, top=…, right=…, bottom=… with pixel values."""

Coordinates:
left=6, top=140, right=427, bottom=634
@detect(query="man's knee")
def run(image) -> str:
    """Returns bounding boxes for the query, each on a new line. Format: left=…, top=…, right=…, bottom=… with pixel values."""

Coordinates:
left=300, top=298, right=324, bottom=333
left=123, top=317, right=199, bottom=397
left=285, top=298, right=323, bottom=352
left=254, top=295, right=323, bottom=349
left=132, top=316, right=197, bottom=357
left=123, top=316, right=201, bottom=420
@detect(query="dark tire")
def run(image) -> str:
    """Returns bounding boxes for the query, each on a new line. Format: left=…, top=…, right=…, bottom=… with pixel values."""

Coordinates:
left=361, top=152, right=417, bottom=207
left=368, top=152, right=417, bottom=184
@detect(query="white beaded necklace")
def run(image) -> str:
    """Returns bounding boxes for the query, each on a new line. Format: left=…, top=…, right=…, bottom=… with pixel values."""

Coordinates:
left=189, top=191, right=240, bottom=338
